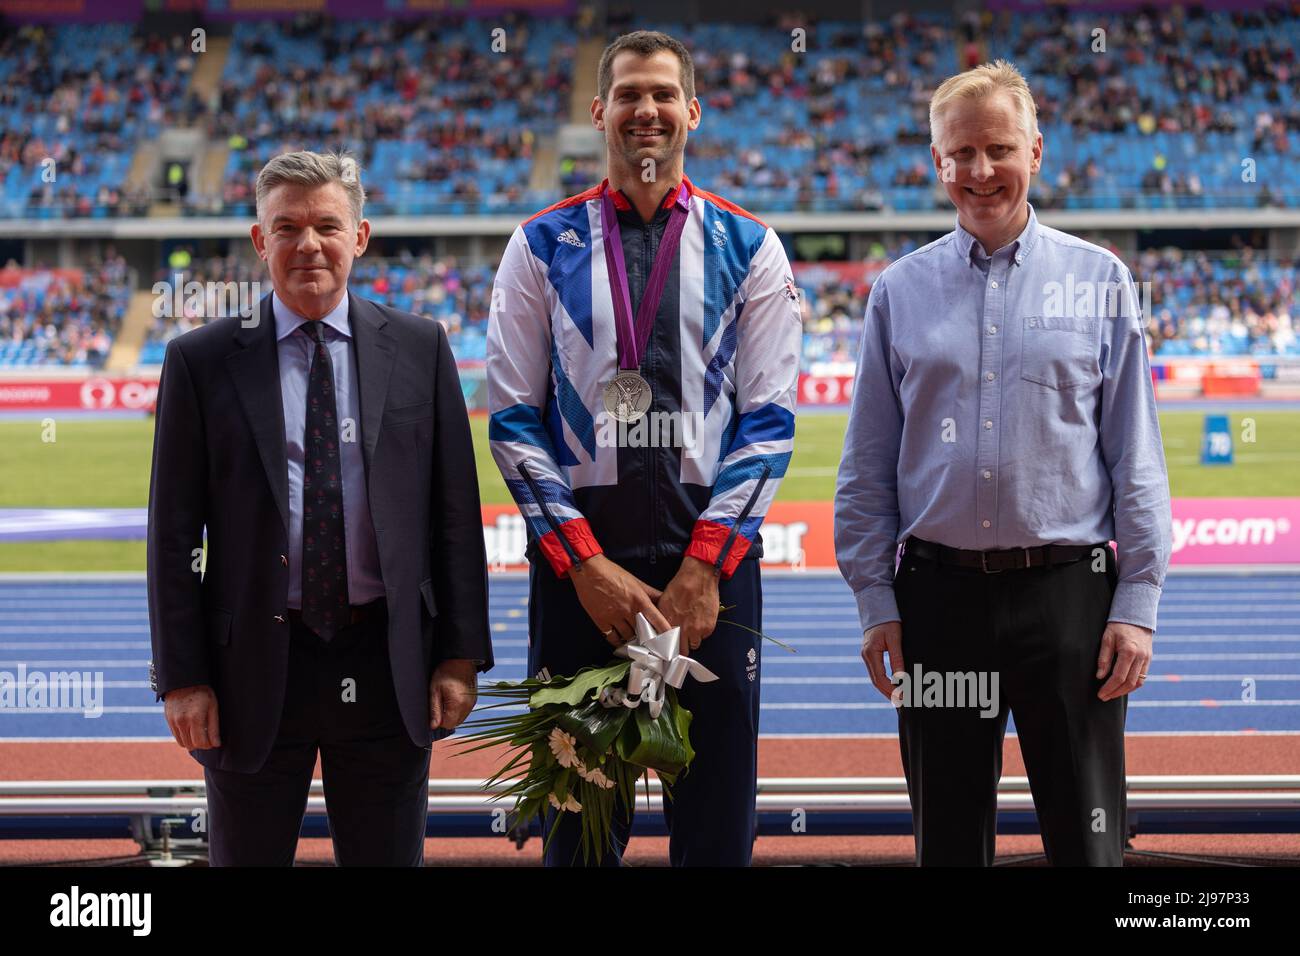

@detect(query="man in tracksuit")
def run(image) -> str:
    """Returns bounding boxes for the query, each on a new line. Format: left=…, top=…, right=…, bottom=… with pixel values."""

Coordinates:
left=486, top=30, right=801, bottom=866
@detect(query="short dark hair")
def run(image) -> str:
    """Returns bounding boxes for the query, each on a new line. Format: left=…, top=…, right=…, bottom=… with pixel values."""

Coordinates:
left=597, top=30, right=695, bottom=104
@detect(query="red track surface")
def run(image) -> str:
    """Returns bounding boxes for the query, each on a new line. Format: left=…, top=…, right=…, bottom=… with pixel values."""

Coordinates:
left=2, top=735, right=1297, bottom=865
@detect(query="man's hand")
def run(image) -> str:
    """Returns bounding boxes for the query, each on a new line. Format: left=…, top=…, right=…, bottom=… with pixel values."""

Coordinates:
left=569, top=553, right=672, bottom=646
left=1096, top=622, right=1154, bottom=701
left=429, top=659, right=478, bottom=731
left=164, top=684, right=221, bottom=750
left=861, top=622, right=904, bottom=701
left=657, top=556, right=721, bottom=656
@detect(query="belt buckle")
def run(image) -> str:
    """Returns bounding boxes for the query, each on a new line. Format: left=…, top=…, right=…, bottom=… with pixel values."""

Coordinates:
left=981, top=551, right=1002, bottom=574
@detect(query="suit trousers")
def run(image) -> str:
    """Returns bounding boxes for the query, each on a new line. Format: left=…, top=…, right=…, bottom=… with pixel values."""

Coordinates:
left=893, top=543, right=1128, bottom=866
left=204, top=600, right=433, bottom=866
left=527, top=555, right=763, bottom=867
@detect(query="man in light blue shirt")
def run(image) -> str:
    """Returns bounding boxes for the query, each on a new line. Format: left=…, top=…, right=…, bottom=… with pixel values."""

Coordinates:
left=834, top=61, right=1172, bottom=866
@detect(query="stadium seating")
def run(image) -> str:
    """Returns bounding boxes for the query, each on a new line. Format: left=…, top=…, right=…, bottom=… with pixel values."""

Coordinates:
left=130, top=245, right=1298, bottom=371
left=1, top=9, right=1297, bottom=217
left=139, top=254, right=496, bottom=364
left=0, top=24, right=198, bottom=218
left=202, top=16, right=573, bottom=217
left=0, top=258, right=131, bottom=368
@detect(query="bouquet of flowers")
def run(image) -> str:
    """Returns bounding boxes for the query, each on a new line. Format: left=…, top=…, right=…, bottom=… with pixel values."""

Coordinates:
left=459, top=611, right=780, bottom=862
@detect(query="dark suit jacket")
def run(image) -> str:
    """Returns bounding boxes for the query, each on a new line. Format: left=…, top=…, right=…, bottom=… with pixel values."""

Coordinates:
left=146, top=292, right=492, bottom=773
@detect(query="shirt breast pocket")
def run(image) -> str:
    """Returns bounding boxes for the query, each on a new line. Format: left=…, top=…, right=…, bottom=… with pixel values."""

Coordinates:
left=1020, top=315, right=1100, bottom=390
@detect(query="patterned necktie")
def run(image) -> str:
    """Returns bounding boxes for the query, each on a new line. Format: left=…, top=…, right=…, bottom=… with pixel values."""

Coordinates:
left=300, top=320, right=349, bottom=640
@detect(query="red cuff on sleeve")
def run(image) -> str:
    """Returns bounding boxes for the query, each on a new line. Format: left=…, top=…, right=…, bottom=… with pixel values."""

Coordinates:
left=538, top=517, right=603, bottom=578
left=684, top=519, right=752, bottom=580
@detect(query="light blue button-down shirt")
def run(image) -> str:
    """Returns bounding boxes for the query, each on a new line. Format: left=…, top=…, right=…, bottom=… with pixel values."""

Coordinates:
left=273, top=291, right=385, bottom=610
left=834, top=205, right=1172, bottom=633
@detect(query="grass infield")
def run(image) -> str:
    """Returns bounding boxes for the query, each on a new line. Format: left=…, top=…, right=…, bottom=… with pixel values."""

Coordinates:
left=0, top=410, right=1295, bottom=571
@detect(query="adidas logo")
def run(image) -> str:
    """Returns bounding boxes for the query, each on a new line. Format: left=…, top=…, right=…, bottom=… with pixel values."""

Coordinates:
left=557, top=228, right=585, bottom=248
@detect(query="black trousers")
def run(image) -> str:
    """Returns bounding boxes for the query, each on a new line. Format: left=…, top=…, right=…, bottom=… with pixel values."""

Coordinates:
left=527, top=556, right=763, bottom=867
left=204, top=601, right=432, bottom=866
left=893, top=544, right=1127, bottom=866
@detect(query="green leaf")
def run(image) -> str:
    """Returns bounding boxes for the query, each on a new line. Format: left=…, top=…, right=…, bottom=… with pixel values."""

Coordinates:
left=668, top=687, right=695, bottom=769
left=715, top=607, right=797, bottom=653
left=553, top=767, right=572, bottom=800
left=615, top=697, right=693, bottom=775
left=556, top=698, right=633, bottom=754
left=529, top=660, right=631, bottom=709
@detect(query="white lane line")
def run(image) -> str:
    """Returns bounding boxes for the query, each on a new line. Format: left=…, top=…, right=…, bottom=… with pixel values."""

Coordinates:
left=0, top=737, right=179, bottom=742
left=7, top=653, right=1299, bottom=670
left=0, top=658, right=517, bottom=668
left=757, top=700, right=1300, bottom=710
left=751, top=616, right=1300, bottom=626
left=4, top=731, right=1298, bottom=743
left=0, top=642, right=153, bottom=650
left=0, top=660, right=153, bottom=668
left=0, top=601, right=148, bottom=607
left=1151, top=653, right=1300, bottom=661
left=761, top=675, right=1300, bottom=684
left=0, top=707, right=163, bottom=714
left=718, top=636, right=1300, bottom=646
left=754, top=653, right=1300, bottom=663
left=0, top=627, right=152, bottom=634
left=0, top=613, right=150, bottom=621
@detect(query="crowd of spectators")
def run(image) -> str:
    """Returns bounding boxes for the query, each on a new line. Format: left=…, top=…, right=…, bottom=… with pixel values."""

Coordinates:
left=797, top=241, right=1298, bottom=366
left=3, top=9, right=1298, bottom=217
left=0, top=24, right=203, bottom=217
left=191, top=14, right=570, bottom=217
left=1141, top=245, right=1298, bottom=356
left=994, top=6, right=1298, bottom=209
left=5, top=240, right=1296, bottom=369
left=140, top=251, right=496, bottom=362
left=0, top=252, right=131, bottom=366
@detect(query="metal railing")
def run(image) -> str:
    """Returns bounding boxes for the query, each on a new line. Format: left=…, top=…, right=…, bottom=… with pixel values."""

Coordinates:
left=2, top=776, right=1298, bottom=851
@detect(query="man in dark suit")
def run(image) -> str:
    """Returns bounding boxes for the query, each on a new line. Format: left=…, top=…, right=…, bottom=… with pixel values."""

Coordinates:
left=147, top=150, right=492, bottom=866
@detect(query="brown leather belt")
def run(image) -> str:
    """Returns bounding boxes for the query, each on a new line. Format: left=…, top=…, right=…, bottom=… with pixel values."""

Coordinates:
left=903, top=537, right=1104, bottom=574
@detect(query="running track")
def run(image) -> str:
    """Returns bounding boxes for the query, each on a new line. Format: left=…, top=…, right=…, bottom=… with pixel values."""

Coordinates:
left=2, top=570, right=1299, bottom=740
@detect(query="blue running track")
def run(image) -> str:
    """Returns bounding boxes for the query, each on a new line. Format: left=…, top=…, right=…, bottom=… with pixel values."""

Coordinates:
left=1, top=571, right=1298, bottom=739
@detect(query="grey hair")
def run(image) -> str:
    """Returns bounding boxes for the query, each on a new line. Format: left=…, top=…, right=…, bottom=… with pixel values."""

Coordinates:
left=255, top=150, right=366, bottom=226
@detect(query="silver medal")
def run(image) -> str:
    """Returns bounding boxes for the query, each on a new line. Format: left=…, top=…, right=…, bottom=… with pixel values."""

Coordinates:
left=602, top=370, right=653, bottom=423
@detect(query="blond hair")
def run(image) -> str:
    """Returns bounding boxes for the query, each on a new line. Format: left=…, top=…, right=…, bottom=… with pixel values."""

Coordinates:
left=255, top=150, right=366, bottom=226
left=929, top=60, right=1039, bottom=148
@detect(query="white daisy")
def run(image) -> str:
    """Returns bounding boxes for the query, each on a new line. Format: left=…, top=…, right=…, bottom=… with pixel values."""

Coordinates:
left=548, top=791, right=582, bottom=813
left=583, top=766, right=616, bottom=790
left=548, top=727, right=580, bottom=768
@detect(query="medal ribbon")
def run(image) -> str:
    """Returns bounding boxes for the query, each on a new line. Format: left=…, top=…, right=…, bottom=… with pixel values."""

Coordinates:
left=600, top=180, right=690, bottom=371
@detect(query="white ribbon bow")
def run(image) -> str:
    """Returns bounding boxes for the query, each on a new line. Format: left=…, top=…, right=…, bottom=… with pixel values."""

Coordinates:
left=599, top=613, right=719, bottom=719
